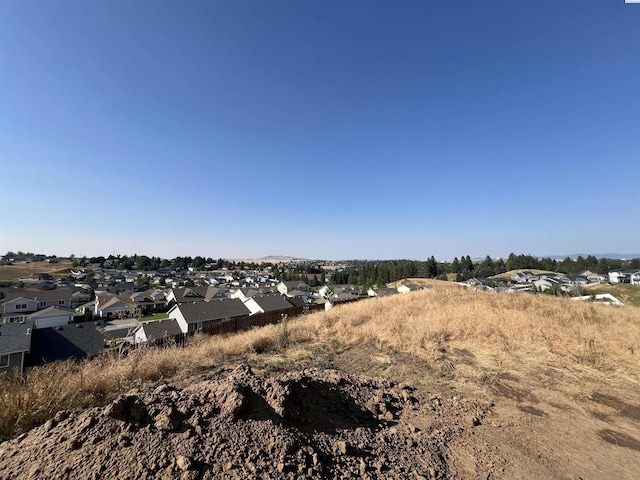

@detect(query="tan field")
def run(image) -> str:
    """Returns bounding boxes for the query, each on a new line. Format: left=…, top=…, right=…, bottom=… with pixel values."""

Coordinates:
left=1, top=282, right=639, bottom=478
left=0, top=260, right=74, bottom=282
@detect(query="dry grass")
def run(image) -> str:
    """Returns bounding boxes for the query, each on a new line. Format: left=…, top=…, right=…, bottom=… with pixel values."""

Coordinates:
left=2, top=285, right=639, bottom=439
left=584, top=282, right=640, bottom=308
left=0, top=261, right=74, bottom=282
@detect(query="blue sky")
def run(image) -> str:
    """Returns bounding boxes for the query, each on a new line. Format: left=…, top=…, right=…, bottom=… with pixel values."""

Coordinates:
left=1, top=0, right=639, bottom=260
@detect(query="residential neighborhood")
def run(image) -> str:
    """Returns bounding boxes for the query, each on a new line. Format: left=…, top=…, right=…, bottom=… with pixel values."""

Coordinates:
left=1, top=252, right=639, bottom=376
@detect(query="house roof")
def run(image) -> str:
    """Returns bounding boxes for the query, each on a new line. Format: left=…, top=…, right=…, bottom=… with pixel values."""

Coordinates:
left=98, top=296, right=135, bottom=310
left=287, top=296, right=307, bottom=307
left=169, top=286, right=225, bottom=302
left=3, top=287, right=73, bottom=303
left=250, top=294, right=294, bottom=312
left=281, top=281, right=308, bottom=289
left=26, top=324, right=105, bottom=366
left=285, top=289, right=309, bottom=298
left=175, top=299, right=251, bottom=324
left=0, top=320, right=34, bottom=355
left=27, top=305, right=75, bottom=319
left=139, top=319, right=183, bottom=341
left=371, top=288, right=398, bottom=296
left=102, top=327, right=133, bottom=340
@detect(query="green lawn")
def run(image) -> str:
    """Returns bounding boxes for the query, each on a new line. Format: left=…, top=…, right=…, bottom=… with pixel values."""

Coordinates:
left=584, top=283, right=640, bottom=308
left=139, top=313, right=170, bottom=322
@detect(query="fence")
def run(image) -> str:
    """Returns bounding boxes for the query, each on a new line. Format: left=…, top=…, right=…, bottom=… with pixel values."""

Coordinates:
left=200, top=303, right=325, bottom=337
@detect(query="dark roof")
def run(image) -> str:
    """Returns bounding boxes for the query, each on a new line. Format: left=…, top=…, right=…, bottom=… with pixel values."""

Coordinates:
left=26, top=324, right=104, bottom=366
left=372, top=288, right=398, bottom=296
left=140, top=319, right=183, bottom=341
left=330, top=284, right=359, bottom=294
left=286, top=296, right=307, bottom=307
left=176, top=298, right=251, bottom=324
left=3, top=287, right=72, bottom=303
left=251, top=294, right=294, bottom=312
left=102, top=327, right=133, bottom=340
left=0, top=320, right=34, bottom=355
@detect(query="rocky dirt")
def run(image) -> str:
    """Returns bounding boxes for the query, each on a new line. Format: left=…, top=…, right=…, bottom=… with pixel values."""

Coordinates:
left=2, top=341, right=640, bottom=480
left=0, top=364, right=495, bottom=480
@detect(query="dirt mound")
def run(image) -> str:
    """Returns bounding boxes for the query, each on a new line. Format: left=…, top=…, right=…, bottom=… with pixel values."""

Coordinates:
left=0, top=365, right=494, bottom=479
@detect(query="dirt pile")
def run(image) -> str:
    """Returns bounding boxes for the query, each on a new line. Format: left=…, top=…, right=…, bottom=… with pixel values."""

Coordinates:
left=0, top=365, right=494, bottom=479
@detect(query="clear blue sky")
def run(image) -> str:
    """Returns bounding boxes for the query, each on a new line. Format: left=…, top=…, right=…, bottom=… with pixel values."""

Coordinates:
left=1, top=0, right=638, bottom=260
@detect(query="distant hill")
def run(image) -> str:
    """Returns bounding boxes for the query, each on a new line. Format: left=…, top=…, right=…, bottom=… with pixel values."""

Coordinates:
left=545, top=253, right=640, bottom=260
left=257, top=255, right=308, bottom=262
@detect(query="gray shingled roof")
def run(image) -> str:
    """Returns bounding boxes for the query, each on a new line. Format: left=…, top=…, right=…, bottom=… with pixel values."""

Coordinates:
left=251, top=294, right=294, bottom=312
left=3, top=287, right=73, bottom=303
left=0, top=320, right=35, bottom=355
left=26, top=324, right=105, bottom=366
left=177, top=299, right=250, bottom=324
left=27, top=305, right=75, bottom=318
left=140, top=319, right=183, bottom=341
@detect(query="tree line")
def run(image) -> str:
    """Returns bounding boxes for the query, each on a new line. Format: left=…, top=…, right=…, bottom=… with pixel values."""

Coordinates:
left=330, top=254, right=640, bottom=288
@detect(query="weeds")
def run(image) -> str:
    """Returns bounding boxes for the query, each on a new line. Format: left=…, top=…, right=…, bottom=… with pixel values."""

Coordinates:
left=1, top=284, right=639, bottom=440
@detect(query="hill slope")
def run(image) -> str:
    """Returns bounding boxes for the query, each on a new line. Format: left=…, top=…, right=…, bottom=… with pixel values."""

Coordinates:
left=1, top=284, right=639, bottom=479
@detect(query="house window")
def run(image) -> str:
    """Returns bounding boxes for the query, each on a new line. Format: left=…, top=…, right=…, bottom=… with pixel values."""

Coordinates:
left=58, top=300, right=65, bottom=305
left=0, top=355, right=8, bottom=368
left=39, top=302, right=46, bottom=307
left=15, top=304, right=27, bottom=310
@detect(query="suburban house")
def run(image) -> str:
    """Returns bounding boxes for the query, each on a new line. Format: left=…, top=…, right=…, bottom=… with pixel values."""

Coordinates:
left=319, top=284, right=360, bottom=300
left=632, top=271, right=640, bottom=286
left=578, top=270, right=606, bottom=284
left=133, top=319, right=183, bottom=345
left=608, top=269, right=635, bottom=284
left=165, top=286, right=227, bottom=304
left=94, top=290, right=168, bottom=319
left=242, top=294, right=295, bottom=316
left=1, top=288, right=73, bottom=324
left=26, top=323, right=105, bottom=366
left=94, top=295, right=137, bottom=319
left=0, top=320, right=34, bottom=375
left=277, top=281, right=309, bottom=296
left=168, top=298, right=251, bottom=333
left=367, top=287, right=399, bottom=297
left=71, top=289, right=92, bottom=308
left=510, top=271, right=536, bottom=284
left=230, top=286, right=278, bottom=302
left=27, top=305, right=74, bottom=329
left=396, top=284, right=425, bottom=294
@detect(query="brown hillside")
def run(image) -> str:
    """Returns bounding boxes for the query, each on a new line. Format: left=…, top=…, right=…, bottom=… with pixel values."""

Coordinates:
left=1, top=286, right=639, bottom=479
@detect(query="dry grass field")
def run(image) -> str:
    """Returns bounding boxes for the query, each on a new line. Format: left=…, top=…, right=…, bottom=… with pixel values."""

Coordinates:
left=2, top=283, right=640, bottom=478
left=0, top=261, right=74, bottom=282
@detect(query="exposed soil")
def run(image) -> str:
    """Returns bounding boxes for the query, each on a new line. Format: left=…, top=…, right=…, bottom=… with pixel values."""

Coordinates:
left=0, top=365, right=493, bottom=479
left=1, top=341, right=640, bottom=479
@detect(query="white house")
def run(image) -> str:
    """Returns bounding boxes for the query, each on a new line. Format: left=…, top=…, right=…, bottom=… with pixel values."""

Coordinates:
left=396, top=284, right=425, bottom=294
left=608, top=269, right=632, bottom=284
left=27, top=306, right=74, bottom=329
left=1, top=288, right=73, bottom=324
